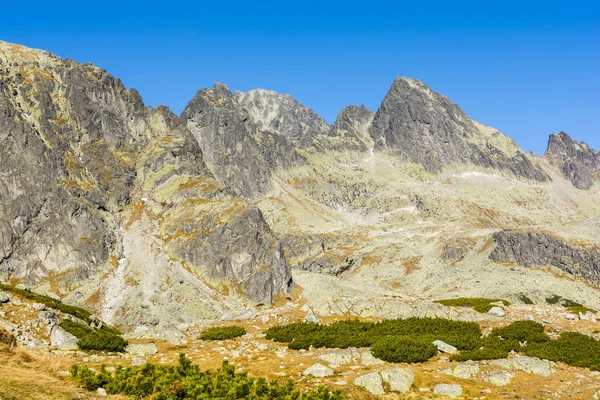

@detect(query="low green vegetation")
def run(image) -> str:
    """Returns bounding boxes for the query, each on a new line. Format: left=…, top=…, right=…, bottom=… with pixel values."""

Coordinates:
left=545, top=295, right=596, bottom=314
left=434, top=298, right=510, bottom=313
left=199, top=325, right=247, bottom=341
left=71, top=355, right=343, bottom=399
left=0, top=283, right=94, bottom=323
left=526, top=332, right=600, bottom=371
left=60, top=320, right=128, bottom=352
left=266, top=318, right=600, bottom=370
left=519, top=294, right=534, bottom=305
left=266, top=318, right=482, bottom=363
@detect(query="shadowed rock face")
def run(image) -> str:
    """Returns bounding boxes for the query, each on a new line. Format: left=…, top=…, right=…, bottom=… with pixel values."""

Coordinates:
left=182, top=84, right=304, bottom=199
left=545, top=132, right=600, bottom=189
left=490, top=230, right=600, bottom=287
left=371, top=78, right=548, bottom=181
left=312, top=105, right=374, bottom=152
left=0, top=42, right=291, bottom=326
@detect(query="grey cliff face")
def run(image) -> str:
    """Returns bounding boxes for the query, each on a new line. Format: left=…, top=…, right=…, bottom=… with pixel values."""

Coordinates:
left=0, top=42, right=291, bottom=326
left=312, top=105, right=374, bottom=152
left=234, top=89, right=330, bottom=147
left=545, top=132, right=600, bottom=189
left=182, top=84, right=304, bottom=199
left=490, top=230, right=600, bottom=287
left=371, top=78, right=547, bottom=181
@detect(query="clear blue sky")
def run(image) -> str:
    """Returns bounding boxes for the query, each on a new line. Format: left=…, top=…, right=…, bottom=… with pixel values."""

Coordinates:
left=2, top=1, right=599, bottom=154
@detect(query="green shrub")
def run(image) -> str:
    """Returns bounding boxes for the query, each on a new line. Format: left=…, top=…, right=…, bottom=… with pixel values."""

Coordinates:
left=434, top=298, right=510, bottom=313
left=526, top=332, right=600, bottom=371
left=371, top=336, right=438, bottom=363
left=545, top=295, right=596, bottom=314
left=60, top=321, right=127, bottom=352
left=490, top=321, right=549, bottom=344
left=519, top=294, right=534, bottom=304
left=199, top=325, right=247, bottom=341
left=71, top=355, right=343, bottom=399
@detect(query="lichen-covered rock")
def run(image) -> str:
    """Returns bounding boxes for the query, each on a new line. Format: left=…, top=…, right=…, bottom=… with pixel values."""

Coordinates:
left=371, top=77, right=547, bottom=181
left=381, top=367, right=414, bottom=393
left=545, top=132, right=599, bottom=189
left=354, top=372, right=385, bottom=395
left=483, top=371, right=513, bottom=386
left=433, top=340, right=458, bottom=354
left=452, top=364, right=479, bottom=379
left=0, top=291, right=8, bottom=303
left=50, top=326, right=78, bottom=351
left=490, top=230, right=600, bottom=287
left=303, top=363, right=334, bottom=377
left=433, top=383, right=462, bottom=397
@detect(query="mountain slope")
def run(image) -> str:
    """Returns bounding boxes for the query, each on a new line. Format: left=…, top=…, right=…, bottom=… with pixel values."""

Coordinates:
left=0, top=42, right=291, bottom=334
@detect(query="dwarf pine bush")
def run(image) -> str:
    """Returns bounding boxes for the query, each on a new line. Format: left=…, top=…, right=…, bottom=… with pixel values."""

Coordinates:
left=71, top=355, right=344, bottom=399
left=199, top=325, right=247, bottom=341
left=60, top=320, right=128, bottom=352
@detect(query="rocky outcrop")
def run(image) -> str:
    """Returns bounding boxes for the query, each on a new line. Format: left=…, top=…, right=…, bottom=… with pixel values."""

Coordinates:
left=490, top=230, right=600, bottom=287
left=234, top=89, right=329, bottom=147
left=371, top=78, right=547, bottom=181
left=0, top=41, right=291, bottom=328
left=311, top=105, right=373, bottom=152
left=182, top=84, right=303, bottom=198
left=545, top=132, right=600, bottom=189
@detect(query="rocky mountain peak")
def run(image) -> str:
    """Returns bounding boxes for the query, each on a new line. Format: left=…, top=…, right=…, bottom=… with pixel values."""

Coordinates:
left=311, top=104, right=374, bottom=152
left=545, top=132, right=599, bottom=189
left=371, top=77, right=548, bottom=181
left=234, top=88, right=329, bottom=147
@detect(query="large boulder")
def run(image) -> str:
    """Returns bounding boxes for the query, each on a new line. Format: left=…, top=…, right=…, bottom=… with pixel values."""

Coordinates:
left=354, top=372, right=385, bottom=395
left=50, top=326, right=78, bottom=351
left=381, top=368, right=414, bottom=393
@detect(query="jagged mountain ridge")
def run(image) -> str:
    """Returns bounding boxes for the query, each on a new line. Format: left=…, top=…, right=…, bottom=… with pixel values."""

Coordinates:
left=1, top=41, right=599, bottom=336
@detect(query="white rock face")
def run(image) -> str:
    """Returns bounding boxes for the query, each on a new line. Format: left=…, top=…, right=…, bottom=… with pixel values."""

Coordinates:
left=488, top=307, right=506, bottom=317
left=433, top=384, right=462, bottom=397
left=96, top=388, right=107, bottom=396
left=433, top=340, right=458, bottom=354
left=50, top=326, right=78, bottom=351
left=127, top=343, right=158, bottom=356
left=483, top=371, right=514, bottom=386
left=354, top=372, right=385, bottom=395
left=381, top=368, right=414, bottom=393
left=360, top=350, right=384, bottom=365
left=303, top=363, right=334, bottom=377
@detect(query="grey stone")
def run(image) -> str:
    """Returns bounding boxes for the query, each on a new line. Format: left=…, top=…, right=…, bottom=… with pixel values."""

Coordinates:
left=359, top=350, right=384, bottom=365
left=545, top=132, right=600, bottom=189
left=131, top=357, right=147, bottom=367
left=0, top=291, right=8, bottom=303
left=433, top=340, right=458, bottom=354
left=490, top=230, right=600, bottom=287
left=304, top=308, right=321, bottom=323
left=50, top=326, right=78, bottom=351
left=433, top=384, right=462, bottom=397
left=370, top=77, right=547, bottom=181
left=488, top=307, right=506, bottom=317
left=483, top=371, right=514, bottom=386
left=303, top=363, right=334, bottom=377
left=381, top=368, right=414, bottom=393
left=453, top=364, right=479, bottom=379
left=32, top=303, right=45, bottom=311
left=97, top=388, right=107, bottom=396
left=523, top=315, right=535, bottom=321
left=354, top=372, right=385, bottom=395
left=511, top=356, right=556, bottom=376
